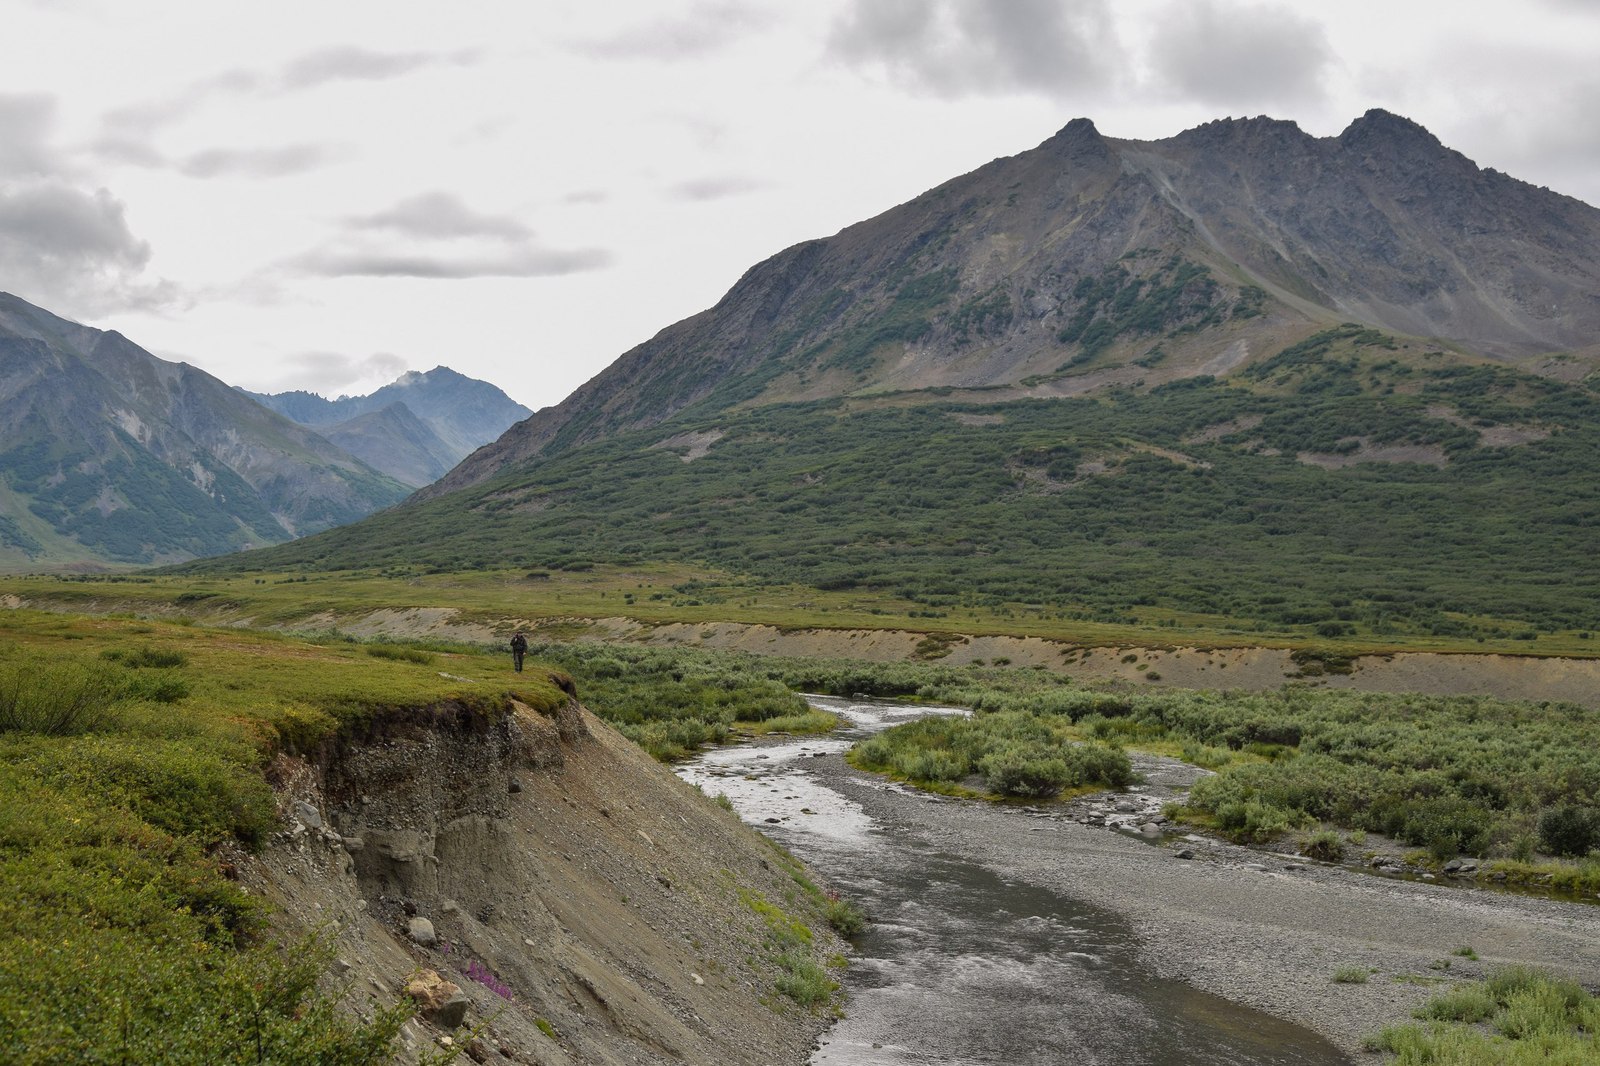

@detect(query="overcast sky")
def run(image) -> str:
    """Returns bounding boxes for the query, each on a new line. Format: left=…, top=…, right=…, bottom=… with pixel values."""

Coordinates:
left=4, top=0, right=1597, bottom=411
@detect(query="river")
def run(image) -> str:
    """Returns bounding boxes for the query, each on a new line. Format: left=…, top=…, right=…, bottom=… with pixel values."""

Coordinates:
left=675, top=695, right=1352, bottom=1066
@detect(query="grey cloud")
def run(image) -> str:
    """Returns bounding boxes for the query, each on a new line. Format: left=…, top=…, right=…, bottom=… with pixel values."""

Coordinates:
left=290, top=245, right=612, bottom=280
left=1461, top=78, right=1600, bottom=206
left=668, top=175, right=768, bottom=201
left=347, top=192, right=533, bottom=241
left=576, top=2, right=775, bottom=60
left=826, top=0, right=1120, bottom=98
left=273, top=350, right=411, bottom=394
left=0, top=94, right=65, bottom=177
left=0, top=181, right=181, bottom=315
left=92, top=49, right=472, bottom=163
left=178, top=143, right=338, bottom=179
left=278, top=46, right=479, bottom=90
left=1145, top=1, right=1331, bottom=108
left=563, top=189, right=610, bottom=205
left=291, top=191, right=611, bottom=279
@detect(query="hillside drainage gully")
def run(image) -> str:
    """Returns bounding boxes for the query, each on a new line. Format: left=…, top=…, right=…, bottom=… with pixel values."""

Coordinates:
left=676, top=695, right=1349, bottom=1066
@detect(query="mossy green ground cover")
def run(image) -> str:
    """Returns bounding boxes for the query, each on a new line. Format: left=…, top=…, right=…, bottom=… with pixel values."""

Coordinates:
left=0, top=610, right=565, bottom=1063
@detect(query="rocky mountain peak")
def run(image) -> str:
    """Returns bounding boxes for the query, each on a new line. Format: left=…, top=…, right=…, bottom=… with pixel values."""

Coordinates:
left=1337, top=108, right=1463, bottom=173
left=1169, top=114, right=1309, bottom=149
left=1042, top=116, right=1114, bottom=165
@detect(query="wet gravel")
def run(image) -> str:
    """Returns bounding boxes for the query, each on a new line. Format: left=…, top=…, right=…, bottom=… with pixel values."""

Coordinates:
left=814, top=749, right=1600, bottom=1056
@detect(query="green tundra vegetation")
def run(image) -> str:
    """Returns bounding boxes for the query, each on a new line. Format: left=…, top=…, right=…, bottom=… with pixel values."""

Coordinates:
left=818, top=657, right=1600, bottom=885
left=0, top=610, right=567, bottom=1064
left=1367, top=967, right=1600, bottom=1064
left=172, top=326, right=1600, bottom=646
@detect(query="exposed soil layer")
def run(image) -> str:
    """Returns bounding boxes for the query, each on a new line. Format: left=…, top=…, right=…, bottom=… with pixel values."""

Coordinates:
left=243, top=698, right=844, bottom=1064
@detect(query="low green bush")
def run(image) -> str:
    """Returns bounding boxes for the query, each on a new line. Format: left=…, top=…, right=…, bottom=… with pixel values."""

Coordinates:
left=0, top=656, right=121, bottom=736
left=1301, top=828, right=1345, bottom=862
left=1368, top=967, right=1600, bottom=1064
left=364, top=644, right=435, bottom=665
left=1537, top=804, right=1599, bottom=858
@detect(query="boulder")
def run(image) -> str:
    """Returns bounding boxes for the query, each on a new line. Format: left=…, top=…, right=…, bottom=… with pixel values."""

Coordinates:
left=405, top=970, right=470, bottom=1028
left=407, top=917, right=437, bottom=946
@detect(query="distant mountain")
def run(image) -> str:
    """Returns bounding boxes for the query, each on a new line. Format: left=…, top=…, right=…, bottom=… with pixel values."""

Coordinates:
left=246, top=367, right=530, bottom=486
left=318, top=403, right=456, bottom=487
left=421, top=109, right=1600, bottom=500
left=0, top=293, right=409, bottom=568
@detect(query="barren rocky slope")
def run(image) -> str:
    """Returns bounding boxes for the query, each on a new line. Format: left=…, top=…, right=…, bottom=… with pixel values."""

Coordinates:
left=244, top=696, right=844, bottom=1064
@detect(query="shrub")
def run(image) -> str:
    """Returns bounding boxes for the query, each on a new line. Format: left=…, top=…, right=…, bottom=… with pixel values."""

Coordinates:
left=1414, top=984, right=1496, bottom=1023
left=1300, top=829, right=1345, bottom=862
left=364, top=645, right=434, bottom=665
left=823, top=897, right=866, bottom=938
left=979, top=746, right=1072, bottom=798
left=774, top=951, right=837, bottom=1008
left=103, top=646, right=189, bottom=669
left=1332, top=966, right=1369, bottom=984
left=0, top=656, right=121, bottom=735
left=1537, top=805, right=1599, bottom=858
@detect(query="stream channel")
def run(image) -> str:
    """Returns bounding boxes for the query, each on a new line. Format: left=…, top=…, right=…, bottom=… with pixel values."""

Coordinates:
left=675, top=695, right=1352, bottom=1066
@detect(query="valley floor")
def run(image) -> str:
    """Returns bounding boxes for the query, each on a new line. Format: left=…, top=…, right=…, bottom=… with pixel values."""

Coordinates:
left=819, top=754, right=1600, bottom=1057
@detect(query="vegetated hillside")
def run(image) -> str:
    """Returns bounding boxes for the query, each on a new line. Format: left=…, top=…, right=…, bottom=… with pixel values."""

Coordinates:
left=189, top=324, right=1600, bottom=642
left=247, top=366, right=531, bottom=487
left=422, top=109, right=1600, bottom=500
left=185, top=112, right=1600, bottom=642
left=0, top=293, right=409, bottom=569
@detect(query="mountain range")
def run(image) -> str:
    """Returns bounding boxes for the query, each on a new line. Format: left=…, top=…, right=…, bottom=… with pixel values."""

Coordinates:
left=200, top=110, right=1600, bottom=642
left=0, top=294, right=527, bottom=568
left=245, top=367, right=529, bottom=488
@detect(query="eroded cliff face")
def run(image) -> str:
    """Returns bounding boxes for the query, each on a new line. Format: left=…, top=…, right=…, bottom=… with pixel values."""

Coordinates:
left=245, top=698, right=843, bottom=1065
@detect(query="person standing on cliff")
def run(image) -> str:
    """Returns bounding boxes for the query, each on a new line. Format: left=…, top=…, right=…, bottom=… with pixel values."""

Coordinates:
left=509, top=631, right=528, bottom=672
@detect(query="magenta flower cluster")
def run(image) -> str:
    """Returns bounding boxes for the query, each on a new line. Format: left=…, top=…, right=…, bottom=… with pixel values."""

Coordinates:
left=464, top=958, right=514, bottom=1001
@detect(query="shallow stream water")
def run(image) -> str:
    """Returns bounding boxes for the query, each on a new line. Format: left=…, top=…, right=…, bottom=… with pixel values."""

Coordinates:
left=676, top=695, right=1352, bottom=1066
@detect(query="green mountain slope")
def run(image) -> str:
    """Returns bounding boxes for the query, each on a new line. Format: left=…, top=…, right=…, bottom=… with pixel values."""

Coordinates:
left=0, top=294, right=409, bottom=569
left=188, top=326, right=1600, bottom=640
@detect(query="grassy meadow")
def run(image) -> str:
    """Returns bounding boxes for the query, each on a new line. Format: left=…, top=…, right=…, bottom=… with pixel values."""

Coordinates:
left=4, top=562, right=1598, bottom=659
left=0, top=609, right=575, bottom=1063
